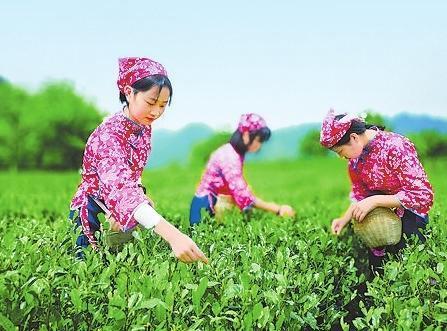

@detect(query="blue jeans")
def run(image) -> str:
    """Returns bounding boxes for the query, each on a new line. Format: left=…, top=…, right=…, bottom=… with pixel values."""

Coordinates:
left=189, top=195, right=217, bottom=225
left=68, top=196, right=105, bottom=250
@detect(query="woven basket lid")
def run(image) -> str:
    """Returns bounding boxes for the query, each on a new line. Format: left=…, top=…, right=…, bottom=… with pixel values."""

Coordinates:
left=352, top=207, right=402, bottom=248
left=104, top=230, right=134, bottom=248
left=214, top=194, right=236, bottom=222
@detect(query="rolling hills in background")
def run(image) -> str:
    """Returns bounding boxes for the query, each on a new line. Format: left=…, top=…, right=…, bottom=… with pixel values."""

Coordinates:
left=148, top=113, right=447, bottom=168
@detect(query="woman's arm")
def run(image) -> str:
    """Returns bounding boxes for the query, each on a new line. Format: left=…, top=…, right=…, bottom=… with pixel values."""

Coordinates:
left=351, top=195, right=401, bottom=221
left=154, top=219, right=209, bottom=264
left=331, top=204, right=354, bottom=235
left=134, top=203, right=208, bottom=264
left=390, top=140, right=434, bottom=215
left=254, top=198, right=295, bottom=217
left=254, top=197, right=279, bottom=213
left=332, top=195, right=401, bottom=235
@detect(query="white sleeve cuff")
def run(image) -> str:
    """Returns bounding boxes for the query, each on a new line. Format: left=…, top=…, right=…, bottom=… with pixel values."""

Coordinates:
left=133, top=203, right=162, bottom=229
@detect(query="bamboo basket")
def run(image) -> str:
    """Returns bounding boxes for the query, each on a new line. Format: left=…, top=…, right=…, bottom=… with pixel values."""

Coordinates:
left=104, top=230, right=135, bottom=248
left=214, top=194, right=237, bottom=221
left=352, top=207, right=402, bottom=248
left=103, top=215, right=135, bottom=248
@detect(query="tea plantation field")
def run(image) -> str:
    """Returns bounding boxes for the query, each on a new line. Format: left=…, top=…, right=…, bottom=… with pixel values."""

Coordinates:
left=1, top=158, right=446, bottom=330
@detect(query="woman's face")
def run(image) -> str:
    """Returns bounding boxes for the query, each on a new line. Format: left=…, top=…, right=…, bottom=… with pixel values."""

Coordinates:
left=331, top=133, right=364, bottom=159
left=125, top=85, right=170, bottom=126
left=243, top=132, right=263, bottom=153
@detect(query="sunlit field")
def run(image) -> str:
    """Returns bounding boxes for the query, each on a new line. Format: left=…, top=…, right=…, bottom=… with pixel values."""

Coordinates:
left=1, top=158, right=446, bottom=330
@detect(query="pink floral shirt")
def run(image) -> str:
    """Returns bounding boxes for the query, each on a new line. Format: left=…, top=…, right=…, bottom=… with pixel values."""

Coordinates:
left=71, top=112, right=152, bottom=246
left=196, top=143, right=255, bottom=210
left=348, top=130, right=434, bottom=217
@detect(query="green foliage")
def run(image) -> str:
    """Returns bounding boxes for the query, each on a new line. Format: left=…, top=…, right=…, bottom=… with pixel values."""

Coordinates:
left=0, top=83, right=30, bottom=170
left=0, top=158, right=446, bottom=329
left=408, top=130, right=447, bottom=159
left=189, top=131, right=231, bottom=166
left=364, top=110, right=392, bottom=130
left=0, top=81, right=103, bottom=170
left=298, top=129, right=329, bottom=157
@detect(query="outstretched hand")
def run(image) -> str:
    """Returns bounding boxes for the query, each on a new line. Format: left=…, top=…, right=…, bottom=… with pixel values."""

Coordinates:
left=331, top=218, right=348, bottom=235
left=154, top=218, right=209, bottom=264
left=169, top=233, right=209, bottom=264
left=279, top=205, right=296, bottom=217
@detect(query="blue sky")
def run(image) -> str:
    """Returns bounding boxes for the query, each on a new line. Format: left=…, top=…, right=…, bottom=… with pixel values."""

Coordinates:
left=1, top=0, right=446, bottom=130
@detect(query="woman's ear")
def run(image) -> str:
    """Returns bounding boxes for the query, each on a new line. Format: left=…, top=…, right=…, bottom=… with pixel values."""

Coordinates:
left=350, top=133, right=359, bottom=144
left=242, top=132, right=250, bottom=145
left=124, top=85, right=133, bottom=101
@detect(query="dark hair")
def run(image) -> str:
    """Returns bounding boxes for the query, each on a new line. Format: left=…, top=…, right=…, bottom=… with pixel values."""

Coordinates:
left=333, top=114, right=385, bottom=147
left=119, top=74, right=173, bottom=106
left=230, top=127, right=271, bottom=155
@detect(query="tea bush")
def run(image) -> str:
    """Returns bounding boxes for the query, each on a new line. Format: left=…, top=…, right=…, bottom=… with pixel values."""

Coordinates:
left=0, top=158, right=446, bottom=330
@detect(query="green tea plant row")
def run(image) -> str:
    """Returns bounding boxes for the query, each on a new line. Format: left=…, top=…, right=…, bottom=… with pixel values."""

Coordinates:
left=0, top=158, right=446, bottom=330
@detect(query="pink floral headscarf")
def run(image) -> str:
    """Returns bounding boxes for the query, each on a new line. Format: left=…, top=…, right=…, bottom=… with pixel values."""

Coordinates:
left=320, top=109, right=364, bottom=148
left=117, top=57, right=168, bottom=93
left=237, top=113, right=267, bottom=133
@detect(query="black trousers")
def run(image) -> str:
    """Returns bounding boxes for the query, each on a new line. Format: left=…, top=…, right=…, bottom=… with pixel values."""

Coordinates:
left=368, top=208, right=428, bottom=272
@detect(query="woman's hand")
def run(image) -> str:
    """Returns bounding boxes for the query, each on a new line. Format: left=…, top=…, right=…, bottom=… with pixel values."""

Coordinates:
left=331, top=217, right=349, bottom=235
left=351, top=197, right=377, bottom=222
left=107, top=215, right=121, bottom=232
left=253, top=198, right=295, bottom=217
left=278, top=205, right=296, bottom=217
left=154, top=219, right=209, bottom=264
left=168, top=233, right=209, bottom=264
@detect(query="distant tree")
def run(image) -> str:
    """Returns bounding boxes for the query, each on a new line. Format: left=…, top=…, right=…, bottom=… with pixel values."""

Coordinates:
left=0, top=80, right=103, bottom=170
left=364, top=110, right=392, bottom=130
left=189, top=132, right=231, bottom=166
left=408, top=130, right=447, bottom=159
left=26, top=81, right=103, bottom=169
left=298, top=129, right=329, bottom=157
left=0, top=83, right=29, bottom=170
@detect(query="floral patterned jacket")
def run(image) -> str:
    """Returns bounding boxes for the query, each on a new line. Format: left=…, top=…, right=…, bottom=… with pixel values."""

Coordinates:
left=196, top=143, right=255, bottom=210
left=349, top=130, right=434, bottom=217
left=71, top=112, right=151, bottom=245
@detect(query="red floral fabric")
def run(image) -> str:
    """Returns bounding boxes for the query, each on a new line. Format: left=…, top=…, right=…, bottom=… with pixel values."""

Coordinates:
left=71, top=112, right=152, bottom=246
left=196, top=143, right=255, bottom=210
left=348, top=130, right=434, bottom=217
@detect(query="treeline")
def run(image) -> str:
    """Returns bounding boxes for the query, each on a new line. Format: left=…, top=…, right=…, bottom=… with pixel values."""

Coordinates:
left=0, top=80, right=103, bottom=170
left=1, top=79, right=445, bottom=171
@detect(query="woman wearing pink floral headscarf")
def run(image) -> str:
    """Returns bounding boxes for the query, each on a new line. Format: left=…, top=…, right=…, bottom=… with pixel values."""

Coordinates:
left=189, top=113, right=295, bottom=225
left=69, top=57, right=208, bottom=264
left=320, top=109, right=434, bottom=273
